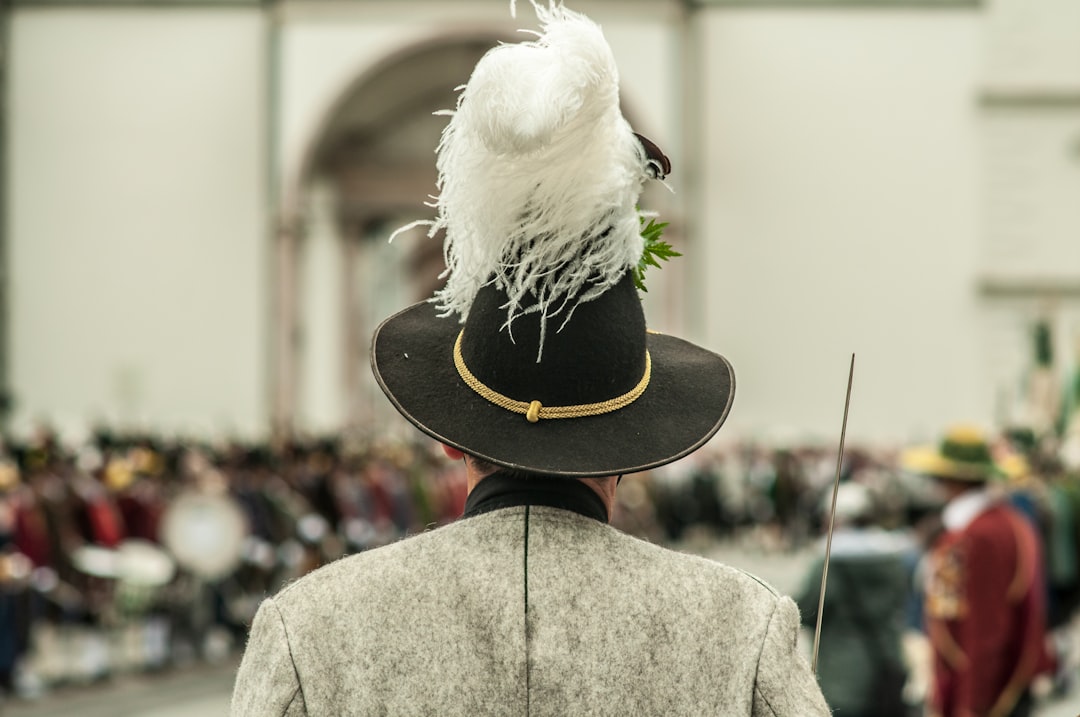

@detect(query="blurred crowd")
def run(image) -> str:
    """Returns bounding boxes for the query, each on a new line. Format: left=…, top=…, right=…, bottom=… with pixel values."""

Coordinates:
left=0, top=426, right=469, bottom=699
left=2, top=422, right=1080, bottom=710
left=650, top=425, right=1080, bottom=715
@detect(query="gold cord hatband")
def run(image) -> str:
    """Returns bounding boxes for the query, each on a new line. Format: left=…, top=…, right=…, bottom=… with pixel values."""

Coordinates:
left=453, top=331, right=651, bottom=423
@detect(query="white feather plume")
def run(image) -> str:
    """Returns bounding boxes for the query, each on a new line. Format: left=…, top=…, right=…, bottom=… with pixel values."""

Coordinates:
left=406, top=1, right=651, bottom=360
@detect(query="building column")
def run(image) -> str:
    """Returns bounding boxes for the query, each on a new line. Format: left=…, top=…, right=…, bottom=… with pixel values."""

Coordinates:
left=271, top=213, right=301, bottom=442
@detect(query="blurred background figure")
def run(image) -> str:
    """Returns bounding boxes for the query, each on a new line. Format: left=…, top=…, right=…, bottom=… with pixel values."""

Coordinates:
left=905, top=425, right=1055, bottom=717
left=796, top=480, right=914, bottom=717
left=0, top=454, right=34, bottom=698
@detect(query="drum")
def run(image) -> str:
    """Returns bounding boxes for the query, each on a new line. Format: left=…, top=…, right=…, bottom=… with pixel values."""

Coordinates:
left=116, top=539, right=175, bottom=587
left=71, top=544, right=120, bottom=579
left=113, top=539, right=176, bottom=618
left=160, top=491, right=248, bottom=581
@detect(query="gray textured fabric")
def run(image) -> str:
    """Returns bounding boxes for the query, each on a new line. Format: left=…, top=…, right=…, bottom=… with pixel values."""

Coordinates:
left=232, top=506, right=830, bottom=716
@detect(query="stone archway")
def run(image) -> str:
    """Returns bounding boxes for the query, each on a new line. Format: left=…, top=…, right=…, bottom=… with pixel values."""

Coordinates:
left=290, top=35, right=498, bottom=438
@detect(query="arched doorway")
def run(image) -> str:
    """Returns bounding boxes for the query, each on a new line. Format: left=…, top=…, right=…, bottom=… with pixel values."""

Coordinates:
left=290, top=35, right=498, bottom=439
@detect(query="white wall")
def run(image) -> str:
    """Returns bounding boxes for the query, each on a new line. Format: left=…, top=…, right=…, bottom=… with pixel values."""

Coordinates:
left=9, top=7, right=267, bottom=439
left=10, top=1, right=1073, bottom=446
left=976, top=0, right=1080, bottom=438
left=982, top=0, right=1080, bottom=92
left=698, top=9, right=984, bottom=444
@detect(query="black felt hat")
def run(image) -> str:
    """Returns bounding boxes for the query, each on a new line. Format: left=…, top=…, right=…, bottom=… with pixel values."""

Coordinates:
left=372, top=269, right=734, bottom=477
left=370, top=2, right=735, bottom=477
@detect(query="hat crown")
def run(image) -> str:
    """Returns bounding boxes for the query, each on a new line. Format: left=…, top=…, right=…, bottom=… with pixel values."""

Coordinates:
left=938, top=427, right=994, bottom=468
left=460, top=271, right=646, bottom=408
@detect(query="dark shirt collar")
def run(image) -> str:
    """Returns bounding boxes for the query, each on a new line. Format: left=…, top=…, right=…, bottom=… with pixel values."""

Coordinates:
left=463, top=470, right=609, bottom=524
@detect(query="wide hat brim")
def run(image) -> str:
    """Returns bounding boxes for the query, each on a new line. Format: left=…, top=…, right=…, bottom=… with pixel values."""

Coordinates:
left=901, top=445, right=1003, bottom=482
left=900, top=423, right=1013, bottom=482
left=371, top=300, right=735, bottom=478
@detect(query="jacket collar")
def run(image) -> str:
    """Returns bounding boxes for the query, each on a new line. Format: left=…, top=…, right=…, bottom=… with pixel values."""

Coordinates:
left=463, top=471, right=608, bottom=523
left=942, top=486, right=995, bottom=532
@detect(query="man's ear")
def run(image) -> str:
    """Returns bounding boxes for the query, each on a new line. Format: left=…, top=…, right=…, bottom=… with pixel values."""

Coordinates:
left=441, top=444, right=465, bottom=462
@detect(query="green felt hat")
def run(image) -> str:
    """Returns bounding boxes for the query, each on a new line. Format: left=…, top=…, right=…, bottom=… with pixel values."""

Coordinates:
left=902, top=425, right=1004, bottom=482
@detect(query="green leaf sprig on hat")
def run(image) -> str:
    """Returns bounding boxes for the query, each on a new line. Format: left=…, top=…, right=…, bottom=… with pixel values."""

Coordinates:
left=633, top=212, right=680, bottom=293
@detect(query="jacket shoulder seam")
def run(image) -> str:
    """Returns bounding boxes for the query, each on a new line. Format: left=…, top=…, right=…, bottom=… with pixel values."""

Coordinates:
left=751, top=598, right=782, bottom=714
left=268, top=598, right=308, bottom=713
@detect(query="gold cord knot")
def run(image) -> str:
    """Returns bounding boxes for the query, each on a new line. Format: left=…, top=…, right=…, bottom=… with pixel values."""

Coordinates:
left=526, top=401, right=542, bottom=423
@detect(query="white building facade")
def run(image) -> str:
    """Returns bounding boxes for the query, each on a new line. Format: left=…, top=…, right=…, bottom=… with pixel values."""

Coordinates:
left=6, top=0, right=1079, bottom=446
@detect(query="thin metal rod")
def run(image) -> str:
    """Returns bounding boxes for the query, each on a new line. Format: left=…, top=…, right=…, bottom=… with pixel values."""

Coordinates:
left=0, top=1, right=10, bottom=433
left=811, top=352, right=855, bottom=675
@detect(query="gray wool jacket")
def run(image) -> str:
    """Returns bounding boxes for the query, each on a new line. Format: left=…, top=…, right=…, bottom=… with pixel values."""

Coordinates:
left=231, top=505, right=831, bottom=716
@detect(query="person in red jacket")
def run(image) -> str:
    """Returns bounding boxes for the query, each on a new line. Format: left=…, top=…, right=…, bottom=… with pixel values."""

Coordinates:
left=904, top=425, right=1053, bottom=717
